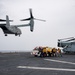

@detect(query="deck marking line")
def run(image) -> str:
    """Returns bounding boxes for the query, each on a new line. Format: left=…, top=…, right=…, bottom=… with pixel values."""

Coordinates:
left=44, top=59, right=75, bottom=65
left=17, top=66, right=75, bottom=72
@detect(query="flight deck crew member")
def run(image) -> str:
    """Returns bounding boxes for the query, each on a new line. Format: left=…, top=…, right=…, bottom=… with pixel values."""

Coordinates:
left=57, top=48, right=62, bottom=57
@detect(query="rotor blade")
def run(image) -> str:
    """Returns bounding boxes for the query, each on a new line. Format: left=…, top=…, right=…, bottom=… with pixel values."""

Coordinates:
left=65, top=38, right=75, bottom=42
left=20, top=18, right=31, bottom=21
left=34, top=18, right=46, bottom=22
left=30, top=8, right=33, bottom=18
left=0, top=19, right=6, bottom=21
left=20, top=9, right=46, bottom=22
left=9, top=20, right=13, bottom=22
left=0, top=19, right=13, bottom=22
left=58, top=37, right=74, bottom=41
left=58, top=37, right=75, bottom=41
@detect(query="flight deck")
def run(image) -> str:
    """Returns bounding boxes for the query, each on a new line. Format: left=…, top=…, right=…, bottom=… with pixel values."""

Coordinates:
left=0, top=52, right=75, bottom=75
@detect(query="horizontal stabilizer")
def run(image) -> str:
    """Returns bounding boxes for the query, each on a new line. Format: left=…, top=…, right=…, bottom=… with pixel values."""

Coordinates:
left=0, top=19, right=13, bottom=22
left=0, top=19, right=7, bottom=22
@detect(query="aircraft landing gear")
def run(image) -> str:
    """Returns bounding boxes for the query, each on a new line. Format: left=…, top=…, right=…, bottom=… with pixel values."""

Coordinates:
left=5, top=34, right=7, bottom=36
left=19, top=35, right=20, bottom=37
left=15, top=33, right=18, bottom=36
left=15, top=34, right=17, bottom=36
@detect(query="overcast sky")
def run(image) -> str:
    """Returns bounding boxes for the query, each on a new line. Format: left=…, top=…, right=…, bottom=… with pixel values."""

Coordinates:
left=0, top=0, right=75, bottom=52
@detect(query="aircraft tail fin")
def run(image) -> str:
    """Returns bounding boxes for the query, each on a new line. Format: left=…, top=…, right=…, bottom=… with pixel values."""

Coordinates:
left=6, top=15, right=10, bottom=26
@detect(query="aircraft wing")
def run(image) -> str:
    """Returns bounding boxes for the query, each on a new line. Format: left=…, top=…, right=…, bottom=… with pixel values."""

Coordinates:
left=13, top=24, right=30, bottom=27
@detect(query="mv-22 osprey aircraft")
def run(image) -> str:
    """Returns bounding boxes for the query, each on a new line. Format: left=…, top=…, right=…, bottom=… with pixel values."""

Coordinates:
left=0, top=9, right=45, bottom=36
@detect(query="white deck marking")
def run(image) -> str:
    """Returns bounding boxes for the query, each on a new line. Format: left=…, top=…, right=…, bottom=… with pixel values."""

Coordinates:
left=44, top=59, right=75, bottom=65
left=17, top=66, right=75, bottom=72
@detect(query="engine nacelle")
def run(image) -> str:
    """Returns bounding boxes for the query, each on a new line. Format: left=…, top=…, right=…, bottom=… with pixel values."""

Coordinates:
left=29, top=19, right=34, bottom=32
